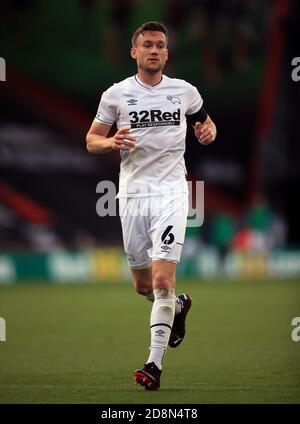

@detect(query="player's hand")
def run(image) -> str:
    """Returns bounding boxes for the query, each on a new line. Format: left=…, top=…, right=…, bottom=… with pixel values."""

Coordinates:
left=111, top=127, right=136, bottom=151
left=194, top=121, right=216, bottom=145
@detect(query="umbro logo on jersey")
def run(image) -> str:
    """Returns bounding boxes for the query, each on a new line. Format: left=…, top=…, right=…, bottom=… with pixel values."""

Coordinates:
left=166, top=95, right=181, bottom=104
left=127, top=98, right=138, bottom=106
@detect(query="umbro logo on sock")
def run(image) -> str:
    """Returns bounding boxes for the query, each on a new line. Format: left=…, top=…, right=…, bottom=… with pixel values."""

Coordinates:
left=155, top=329, right=166, bottom=337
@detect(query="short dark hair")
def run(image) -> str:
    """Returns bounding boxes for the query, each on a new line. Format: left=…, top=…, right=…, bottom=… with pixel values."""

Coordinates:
left=131, top=21, right=168, bottom=46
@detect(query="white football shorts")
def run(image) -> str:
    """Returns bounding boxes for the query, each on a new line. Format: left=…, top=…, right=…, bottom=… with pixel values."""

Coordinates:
left=119, top=193, right=189, bottom=269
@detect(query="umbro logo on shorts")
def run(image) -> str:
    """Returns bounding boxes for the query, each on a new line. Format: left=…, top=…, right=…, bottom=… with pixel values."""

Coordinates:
left=160, top=226, right=175, bottom=252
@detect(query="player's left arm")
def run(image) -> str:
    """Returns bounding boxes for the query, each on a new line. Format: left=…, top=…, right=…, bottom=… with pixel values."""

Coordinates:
left=187, top=107, right=217, bottom=145
left=194, top=115, right=217, bottom=145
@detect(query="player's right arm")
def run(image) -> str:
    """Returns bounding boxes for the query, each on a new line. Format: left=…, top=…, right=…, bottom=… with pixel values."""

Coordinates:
left=86, top=122, right=136, bottom=154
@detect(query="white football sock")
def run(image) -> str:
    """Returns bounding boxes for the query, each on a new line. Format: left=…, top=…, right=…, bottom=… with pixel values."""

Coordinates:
left=143, top=290, right=182, bottom=315
left=146, top=347, right=164, bottom=370
left=147, top=288, right=175, bottom=369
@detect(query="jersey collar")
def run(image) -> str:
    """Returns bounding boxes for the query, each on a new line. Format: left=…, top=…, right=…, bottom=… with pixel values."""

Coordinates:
left=135, top=74, right=164, bottom=90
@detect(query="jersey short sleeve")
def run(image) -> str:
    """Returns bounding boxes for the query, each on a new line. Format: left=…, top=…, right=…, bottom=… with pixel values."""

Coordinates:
left=94, top=85, right=119, bottom=125
left=185, top=83, right=203, bottom=115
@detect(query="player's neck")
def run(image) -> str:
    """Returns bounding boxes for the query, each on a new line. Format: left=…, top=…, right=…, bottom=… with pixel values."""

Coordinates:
left=137, top=71, right=162, bottom=86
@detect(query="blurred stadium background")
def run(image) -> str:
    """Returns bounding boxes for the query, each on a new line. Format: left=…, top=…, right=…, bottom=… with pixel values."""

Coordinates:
left=0, top=0, right=300, bottom=404
left=0, top=0, right=300, bottom=283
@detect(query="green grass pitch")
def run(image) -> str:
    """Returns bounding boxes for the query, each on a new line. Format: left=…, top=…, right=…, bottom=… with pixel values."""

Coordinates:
left=0, top=279, right=299, bottom=403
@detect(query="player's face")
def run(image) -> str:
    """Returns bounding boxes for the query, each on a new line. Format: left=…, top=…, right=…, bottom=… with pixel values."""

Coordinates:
left=131, top=31, right=168, bottom=74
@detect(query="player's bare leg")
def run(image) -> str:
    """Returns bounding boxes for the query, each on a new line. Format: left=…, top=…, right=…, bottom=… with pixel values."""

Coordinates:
left=131, top=267, right=154, bottom=301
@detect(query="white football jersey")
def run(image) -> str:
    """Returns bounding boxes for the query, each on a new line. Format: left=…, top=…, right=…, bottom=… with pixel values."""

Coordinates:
left=95, top=74, right=203, bottom=197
